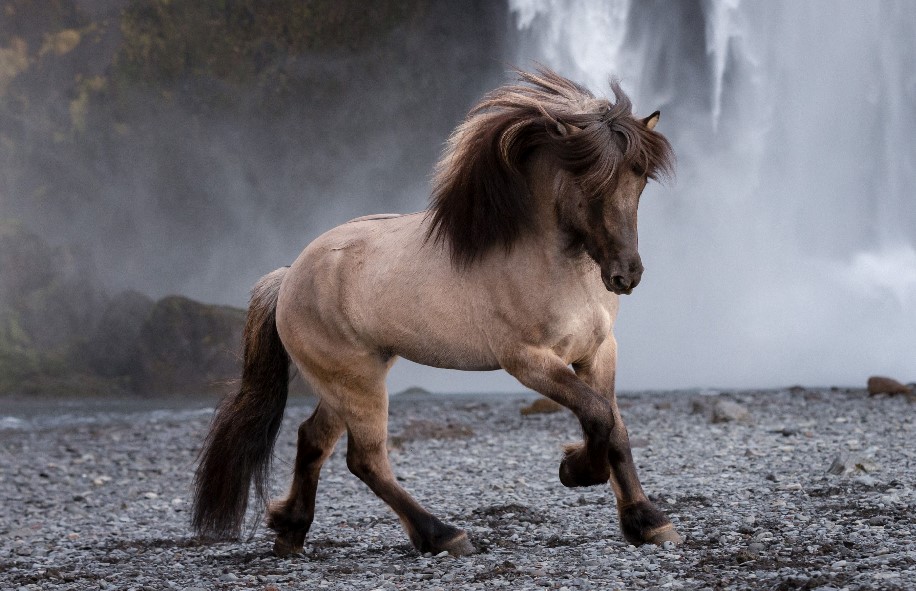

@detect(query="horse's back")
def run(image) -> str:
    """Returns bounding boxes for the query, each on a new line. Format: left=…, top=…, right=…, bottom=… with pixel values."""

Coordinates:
left=276, top=212, right=509, bottom=374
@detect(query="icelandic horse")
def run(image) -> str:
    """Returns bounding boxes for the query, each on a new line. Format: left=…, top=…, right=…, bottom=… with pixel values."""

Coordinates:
left=192, top=68, right=681, bottom=556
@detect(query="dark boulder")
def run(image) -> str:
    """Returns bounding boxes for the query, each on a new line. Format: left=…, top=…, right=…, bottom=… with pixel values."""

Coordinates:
left=0, top=220, right=250, bottom=396
left=132, top=296, right=245, bottom=395
left=84, top=291, right=155, bottom=379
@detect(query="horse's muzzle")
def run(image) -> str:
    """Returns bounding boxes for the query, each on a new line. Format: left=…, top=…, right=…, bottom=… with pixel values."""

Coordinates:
left=601, top=264, right=643, bottom=295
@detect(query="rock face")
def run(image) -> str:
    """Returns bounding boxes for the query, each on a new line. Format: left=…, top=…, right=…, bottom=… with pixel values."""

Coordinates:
left=0, top=221, right=246, bottom=396
left=867, top=376, right=912, bottom=396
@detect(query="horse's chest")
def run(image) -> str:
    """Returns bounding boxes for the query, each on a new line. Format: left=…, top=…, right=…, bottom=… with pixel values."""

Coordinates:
left=536, top=294, right=614, bottom=363
left=553, top=317, right=612, bottom=362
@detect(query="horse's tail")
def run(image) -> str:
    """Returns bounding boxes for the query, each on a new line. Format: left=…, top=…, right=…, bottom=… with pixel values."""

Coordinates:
left=192, top=266, right=290, bottom=540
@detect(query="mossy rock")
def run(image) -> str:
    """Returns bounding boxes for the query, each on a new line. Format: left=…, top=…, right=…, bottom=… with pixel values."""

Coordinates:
left=132, top=295, right=245, bottom=395
left=0, top=219, right=108, bottom=394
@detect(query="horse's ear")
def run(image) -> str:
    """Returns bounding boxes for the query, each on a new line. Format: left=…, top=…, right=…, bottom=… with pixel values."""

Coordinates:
left=643, top=111, right=660, bottom=130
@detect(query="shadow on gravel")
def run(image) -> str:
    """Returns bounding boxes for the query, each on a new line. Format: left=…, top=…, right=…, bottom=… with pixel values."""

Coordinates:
left=95, top=537, right=202, bottom=551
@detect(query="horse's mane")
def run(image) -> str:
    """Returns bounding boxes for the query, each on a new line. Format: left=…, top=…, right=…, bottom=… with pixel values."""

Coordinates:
left=426, top=67, right=674, bottom=267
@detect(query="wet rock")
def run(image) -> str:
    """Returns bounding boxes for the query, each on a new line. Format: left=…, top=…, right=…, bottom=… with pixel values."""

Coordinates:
left=520, top=398, right=563, bottom=416
left=867, top=376, right=911, bottom=396
left=711, top=400, right=751, bottom=423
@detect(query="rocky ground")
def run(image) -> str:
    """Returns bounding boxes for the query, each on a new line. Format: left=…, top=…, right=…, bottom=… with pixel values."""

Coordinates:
left=2, top=387, right=915, bottom=590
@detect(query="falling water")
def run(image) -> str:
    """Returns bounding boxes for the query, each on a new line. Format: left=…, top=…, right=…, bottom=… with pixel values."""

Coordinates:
left=509, top=0, right=916, bottom=389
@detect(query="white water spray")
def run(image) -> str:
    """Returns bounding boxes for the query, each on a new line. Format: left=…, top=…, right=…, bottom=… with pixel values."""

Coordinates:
left=509, top=0, right=916, bottom=388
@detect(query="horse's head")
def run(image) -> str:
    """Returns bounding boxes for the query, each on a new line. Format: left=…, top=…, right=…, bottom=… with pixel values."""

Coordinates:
left=557, top=111, right=665, bottom=295
left=426, top=68, right=673, bottom=281
left=548, top=90, right=673, bottom=296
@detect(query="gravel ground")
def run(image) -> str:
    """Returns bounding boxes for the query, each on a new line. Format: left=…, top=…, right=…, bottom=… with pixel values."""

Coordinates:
left=2, top=388, right=915, bottom=590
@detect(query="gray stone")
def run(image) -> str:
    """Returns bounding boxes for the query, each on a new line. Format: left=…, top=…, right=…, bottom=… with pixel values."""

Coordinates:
left=712, top=399, right=751, bottom=423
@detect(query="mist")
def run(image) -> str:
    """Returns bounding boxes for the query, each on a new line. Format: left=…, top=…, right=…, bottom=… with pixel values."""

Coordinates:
left=3, top=1, right=513, bottom=305
left=509, top=0, right=916, bottom=390
left=2, top=1, right=913, bottom=394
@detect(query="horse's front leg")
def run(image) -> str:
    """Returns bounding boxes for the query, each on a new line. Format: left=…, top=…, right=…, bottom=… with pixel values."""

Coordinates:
left=574, top=336, right=682, bottom=546
left=503, top=347, right=613, bottom=487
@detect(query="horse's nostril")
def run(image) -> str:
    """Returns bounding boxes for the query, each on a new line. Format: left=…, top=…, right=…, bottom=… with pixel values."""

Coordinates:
left=611, top=275, right=630, bottom=291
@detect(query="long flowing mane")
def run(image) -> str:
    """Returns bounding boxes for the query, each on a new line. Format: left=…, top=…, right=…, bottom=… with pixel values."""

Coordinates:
left=426, top=68, right=674, bottom=267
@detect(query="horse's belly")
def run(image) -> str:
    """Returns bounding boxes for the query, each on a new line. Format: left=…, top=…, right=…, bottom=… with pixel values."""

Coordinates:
left=384, top=323, right=502, bottom=371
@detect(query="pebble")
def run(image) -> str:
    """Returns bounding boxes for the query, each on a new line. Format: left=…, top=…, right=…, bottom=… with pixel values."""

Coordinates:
left=1, top=390, right=915, bottom=590
left=711, top=399, right=751, bottom=423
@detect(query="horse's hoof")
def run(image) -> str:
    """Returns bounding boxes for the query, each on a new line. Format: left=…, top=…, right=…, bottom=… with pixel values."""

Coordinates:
left=439, top=531, right=476, bottom=557
left=559, top=455, right=609, bottom=488
left=619, top=500, right=679, bottom=546
left=273, top=535, right=304, bottom=558
left=646, top=524, right=683, bottom=546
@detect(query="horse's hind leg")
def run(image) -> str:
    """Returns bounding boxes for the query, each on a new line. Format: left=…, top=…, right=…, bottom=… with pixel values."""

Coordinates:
left=267, top=401, right=345, bottom=556
left=575, top=337, right=681, bottom=546
left=324, top=364, right=475, bottom=556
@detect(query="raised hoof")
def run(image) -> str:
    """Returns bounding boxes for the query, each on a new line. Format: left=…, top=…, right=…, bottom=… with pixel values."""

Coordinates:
left=558, top=445, right=610, bottom=488
left=438, top=531, right=476, bottom=557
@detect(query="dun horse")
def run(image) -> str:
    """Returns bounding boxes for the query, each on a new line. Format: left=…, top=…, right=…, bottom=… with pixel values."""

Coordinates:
left=192, top=68, right=679, bottom=556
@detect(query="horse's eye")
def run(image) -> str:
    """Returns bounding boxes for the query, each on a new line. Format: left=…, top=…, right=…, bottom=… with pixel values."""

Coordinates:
left=631, top=163, right=646, bottom=177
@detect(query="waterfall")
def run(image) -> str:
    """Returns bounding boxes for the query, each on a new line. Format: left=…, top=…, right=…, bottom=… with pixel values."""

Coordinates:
left=509, top=0, right=916, bottom=388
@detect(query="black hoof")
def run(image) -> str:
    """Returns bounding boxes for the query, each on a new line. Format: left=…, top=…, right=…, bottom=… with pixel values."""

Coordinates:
left=267, top=502, right=310, bottom=557
left=618, top=500, right=682, bottom=546
left=272, top=530, right=306, bottom=557
left=409, top=521, right=476, bottom=556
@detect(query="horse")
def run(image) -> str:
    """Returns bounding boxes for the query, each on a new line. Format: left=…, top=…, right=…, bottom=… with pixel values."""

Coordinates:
left=191, top=68, right=680, bottom=557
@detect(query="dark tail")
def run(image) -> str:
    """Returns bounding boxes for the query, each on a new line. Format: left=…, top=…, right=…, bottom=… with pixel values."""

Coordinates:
left=192, top=267, right=290, bottom=539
